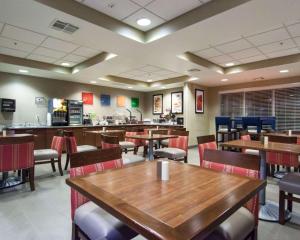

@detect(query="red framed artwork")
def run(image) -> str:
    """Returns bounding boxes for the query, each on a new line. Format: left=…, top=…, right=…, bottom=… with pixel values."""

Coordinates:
left=82, top=92, right=93, bottom=105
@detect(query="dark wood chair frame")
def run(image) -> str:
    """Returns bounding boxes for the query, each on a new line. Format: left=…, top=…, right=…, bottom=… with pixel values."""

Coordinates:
left=70, top=148, right=122, bottom=240
left=197, top=135, right=216, bottom=145
left=203, top=148, right=260, bottom=240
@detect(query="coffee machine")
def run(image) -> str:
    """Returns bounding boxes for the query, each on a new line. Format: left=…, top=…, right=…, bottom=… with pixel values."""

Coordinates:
left=48, top=98, right=68, bottom=126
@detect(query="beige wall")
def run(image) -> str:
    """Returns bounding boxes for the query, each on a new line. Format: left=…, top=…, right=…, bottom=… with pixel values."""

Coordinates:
left=0, top=72, right=145, bottom=126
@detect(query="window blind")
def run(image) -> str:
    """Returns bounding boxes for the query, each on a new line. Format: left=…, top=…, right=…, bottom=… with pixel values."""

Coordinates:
left=220, top=92, right=243, bottom=117
left=245, top=90, right=272, bottom=117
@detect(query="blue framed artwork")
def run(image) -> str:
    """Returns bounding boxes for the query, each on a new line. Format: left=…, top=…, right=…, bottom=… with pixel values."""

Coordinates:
left=100, top=94, right=111, bottom=106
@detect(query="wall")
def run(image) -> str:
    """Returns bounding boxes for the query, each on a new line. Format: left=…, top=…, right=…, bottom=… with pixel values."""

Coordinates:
left=0, top=72, right=145, bottom=126
left=206, top=76, right=300, bottom=134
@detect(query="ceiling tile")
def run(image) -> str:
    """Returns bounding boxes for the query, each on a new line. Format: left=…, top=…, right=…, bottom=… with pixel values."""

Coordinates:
left=62, top=54, right=87, bottom=63
left=72, top=47, right=100, bottom=58
left=41, top=37, right=79, bottom=53
left=0, top=47, right=28, bottom=58
left=215, top=39, right=252, bottom=54
left=146, top=0, right=201, bottom=21
left=153, top=70, right=173, bottom=76
left=130, top=0, right=154, bottom=7
left=195, top=48, right=222, bottom=58
left=139, top=65, right=162, bottom=72
left=229, top=48, right=261, bottom=59
left=294, top=36, right=300, bottom=46
left=26, top=54, right=56, bottom=63
left=287, top=23, right=300, bottom=37
left=80, top=0, right=140, bottom=20
left=126, top=69, right=147, bottom=76
left=239, top=54, right=266, bottom=64
left=123, top=9, right=165, bottom=31
left=246, top=28, right=290, bottom=46
left=33, top=47, right=66, bottom=58
left=0, top=37, right=36, bottom=52
left=258, top=39, right=296, bottom=54
left=1, top=25, right=46, bottom=45
left=266, top=48, right=299, bottom=58
left=210, top=55, right=235, bottom=64
left=55, top=60, right=77, bottom=67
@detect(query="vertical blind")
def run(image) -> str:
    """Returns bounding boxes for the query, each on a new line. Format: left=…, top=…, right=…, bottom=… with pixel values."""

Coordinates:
left=220, top=87, right=300, bottom=130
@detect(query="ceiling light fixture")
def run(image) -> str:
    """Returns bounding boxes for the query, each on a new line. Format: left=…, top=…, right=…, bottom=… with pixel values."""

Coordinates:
left=98, top=77, right=110, bottom=81
left=90, top=81, right=97, bottom=84
left=279, top=69, right=289, bottom=73
left=221, top=79, right=228, bottom=82
left=18, top=69, right=28, bottom=73
left=127, top=86, right=133, bottom=89
left=147, top=79, right=153, bottom=82
left=61, top=62, right=70, bottom=66
left=161, top=86, right=166, bottom=89
left=137, top=18, right=151, bottom=26
left=72, top=68, right=79, bottom=74
left=188, top=77, right=198, bottom=81
left=225, top=62, right=235, bottom=67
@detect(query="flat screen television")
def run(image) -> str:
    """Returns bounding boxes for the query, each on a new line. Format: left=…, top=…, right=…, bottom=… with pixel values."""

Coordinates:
left=1, top=98, right=16, bottom=112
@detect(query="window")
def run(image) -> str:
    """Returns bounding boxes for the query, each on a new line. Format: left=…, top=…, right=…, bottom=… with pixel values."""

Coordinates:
left=275, top=87, right=300, bottom=130
left=220, top=92, right=243, bottom=117
left=245, top=90, right=272, bottom=117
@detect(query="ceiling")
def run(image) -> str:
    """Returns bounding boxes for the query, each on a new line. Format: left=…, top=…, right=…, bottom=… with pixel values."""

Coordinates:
left=0, top=0, right=300, bottom=92
left=75, top=0, right=211, bottom=31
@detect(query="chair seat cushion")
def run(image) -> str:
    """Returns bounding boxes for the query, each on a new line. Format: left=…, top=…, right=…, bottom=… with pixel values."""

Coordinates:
left=74, top=201, right=137, bottom=240
left=160, top=139, right=169, bottom=146
left=119, top=141, right=135, bottom=149
left=123, top=155, right=145, bottom=165
left=34, top=149, right=58, bottom=160
left=154, top=148, right=186, bottom=159
left=203, top=207, right=254, bottom=240
left=77, top=145, right=97, bottom=153
left=244, top=149, right=259, bottom=156
left=279, top=173, right=300, bottom=195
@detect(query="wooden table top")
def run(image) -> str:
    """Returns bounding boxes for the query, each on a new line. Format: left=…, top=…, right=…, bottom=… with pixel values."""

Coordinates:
left=66, top=161, right=265, bottom=240
left=0, top=134, right=34, bottom=144
left=85, top=130, right=125, bottom=134
left=264, top=132, right=300, bottom=138
left=0, top=133, right=33, bottom=138
left=222, top=140, right=300, bottom=155
left=126, top=134, right=178, bottom=140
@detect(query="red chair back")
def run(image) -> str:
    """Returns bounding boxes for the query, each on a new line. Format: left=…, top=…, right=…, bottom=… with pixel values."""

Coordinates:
left=51, top=136, right=65, bottom=157
left=101, top=134, right=120, bottom=149
left=197, top=135, right=217, bottom=165
left=0, top=135, right=34, bottom=172
left=69, top=148, right=122, bottom=219
left=168, top=130, right=189, bottom=152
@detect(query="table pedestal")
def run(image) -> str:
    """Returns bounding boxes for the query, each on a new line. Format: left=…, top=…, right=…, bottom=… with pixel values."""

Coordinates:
left=148, top=140, right=154, bottom=161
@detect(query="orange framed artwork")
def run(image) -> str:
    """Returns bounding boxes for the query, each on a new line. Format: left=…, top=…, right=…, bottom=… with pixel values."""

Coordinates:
left=195, top=89, right=204, bottom=113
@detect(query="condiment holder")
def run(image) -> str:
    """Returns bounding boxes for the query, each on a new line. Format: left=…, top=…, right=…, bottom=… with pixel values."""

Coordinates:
left=157, top=160, right=169, bottom=181
left=288, top=130, right=292, bottom=136
left=102, top=127, right=107, bottom=132
left=2, top=129, right=7, bottom=137
left=263, top=136, right=269, bottom=147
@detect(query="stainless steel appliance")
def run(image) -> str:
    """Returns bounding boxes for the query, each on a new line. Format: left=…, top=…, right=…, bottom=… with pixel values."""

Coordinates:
left=68, top=100, right=83, bottom=125
left=177, top=117, right=184, bottom=125
left=48, top=99, right=68, bottom=126
left=1, top=98, right=16, bottom=112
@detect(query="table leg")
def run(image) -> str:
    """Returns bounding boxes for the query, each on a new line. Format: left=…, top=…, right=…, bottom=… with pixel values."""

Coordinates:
left=258, top=150, right=291, bottom=222
left=148, top=140, right=154, bottom=161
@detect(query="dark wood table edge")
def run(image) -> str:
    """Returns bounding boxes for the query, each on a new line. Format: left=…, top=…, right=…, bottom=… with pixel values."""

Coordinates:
left=126, top=134, right=178, bottom=141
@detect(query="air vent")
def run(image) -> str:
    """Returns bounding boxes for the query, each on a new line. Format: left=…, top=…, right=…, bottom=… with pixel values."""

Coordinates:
left=50, top=20, right=79, bottom=34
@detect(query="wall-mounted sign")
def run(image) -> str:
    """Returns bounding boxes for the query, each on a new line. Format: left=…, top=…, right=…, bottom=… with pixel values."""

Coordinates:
left=195, top=89, right=204, bottom=114
left=171, top=91, right=183, bottom=114
left=82, top=92, right=93, bottom=105
left=117, top=96, right=126, bottom=107
left=153, top=94, right=163, bottom=115
left=131, top=97, right=139, bottom=108
left=100, top=94, right=111, bottom=106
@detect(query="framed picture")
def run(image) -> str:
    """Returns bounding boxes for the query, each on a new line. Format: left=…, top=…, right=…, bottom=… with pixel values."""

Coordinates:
left=153, top=94, right=163, bottom=114
left=131, top=97, right=139, bottom=108
left=82, top=92, right=93, bottom=105
left=195, top=89, right=204, bottom=113
left=117, top=96, right=126, bottom=107
left=100, top=94, right=110, bottom=106
left=171, top=91, right=183, bottom=114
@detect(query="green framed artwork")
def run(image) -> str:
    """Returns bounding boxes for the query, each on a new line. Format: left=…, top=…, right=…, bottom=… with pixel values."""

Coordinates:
left=131, top=98, right=139, bottom=108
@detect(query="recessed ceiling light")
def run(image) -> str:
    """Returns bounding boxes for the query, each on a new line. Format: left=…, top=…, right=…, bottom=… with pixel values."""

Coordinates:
left=161, top=86, right=166, bottom=89
left=90, top=81, right=97, bottom=84
left=72, top=68, right=79, bottom=74
left=127, top=86, right=133, bottom=89
left=18, top=69, right=28, bottom=73
left=98, top=77, right=110, bottom=81
left=279, top=69, right=289, bottom=73
left=225, top=62, right=235, bottom=67
left=147, top=79, right=153, bottom=82
left=188, top=77, right=198, bottom=81
left=221, top=79, right=228, bottom=82
left=61, top=62, right=70, bottom=66
left=137, top=18, right=151, bottom=26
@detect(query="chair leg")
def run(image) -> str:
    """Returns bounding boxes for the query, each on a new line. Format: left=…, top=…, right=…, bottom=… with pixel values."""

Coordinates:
left=51, top=158, right=56, bottom=172
left=287, top=166, right=291, bottom=172
left=143, top=146, right=148, bottom=157
left=134, top=146, right=138, bottom=155
left=57, top=157, right=63, bottom=176
left=288, top=193, right=293, bottom=212
left=72, top=223, right=80, bottom=240
left=64, top=154, right=70, bottom=170
left=184, top=156, right=188, bottom=163
left=266, top=163, right=270, bottom=177
left=249, top=227, right=257, bottom=240
left=279, top=190, right=286, bottom=225
left=294, top=167, right=299, bottom=173
left=29, top=167, right=35, bottom=191
left=270, top=164, right=275, bottom=176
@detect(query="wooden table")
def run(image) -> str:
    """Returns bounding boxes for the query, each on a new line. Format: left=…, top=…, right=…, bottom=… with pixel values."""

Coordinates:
left=264, top=132, right=300, bottom=139
left=221, top=140, right=300, bottom=222
left=66, top=161, right=265, bottom=240
left=126, top=134, right=178, bottom=160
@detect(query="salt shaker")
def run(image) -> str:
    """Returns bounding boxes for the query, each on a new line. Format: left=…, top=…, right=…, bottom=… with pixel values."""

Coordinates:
left=157, top=160, right=169, bottom=181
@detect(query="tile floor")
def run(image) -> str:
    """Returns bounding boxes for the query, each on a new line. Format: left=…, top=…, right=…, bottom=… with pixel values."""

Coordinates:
left=0, top=147, right=299, bottom=240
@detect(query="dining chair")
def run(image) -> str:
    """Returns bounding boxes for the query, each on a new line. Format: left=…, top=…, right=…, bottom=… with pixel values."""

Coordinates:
left=64, top=130, right=97, bottom=170
left=267, top=135, right=299, bottom=178
left=125, top=128, right=147, bottom=155
left=240, top=131, right=259, bottom=156
left=154, top=130, right=189, bottom=163
left=160, top=128, right=186, bottom=148
left=0, top=135, right=35, bottom=191
left=279, top=172, right=300, bottom=225
left=197, top=135, right=217, bottom=166
left=201, top=149, right=260, bottom=240
left=101, top=134, right=144, bottom=165
left=34, top=135, right=64, bottom=176
left=69, top=148, right=138, bottom=240
left=144, top=129, right=168, bottom=150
